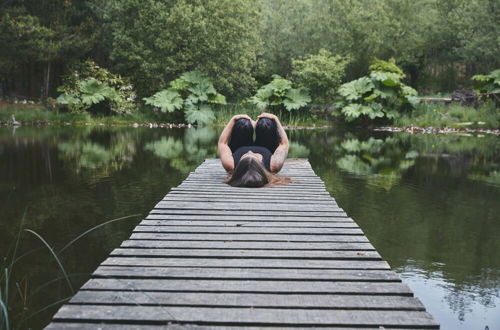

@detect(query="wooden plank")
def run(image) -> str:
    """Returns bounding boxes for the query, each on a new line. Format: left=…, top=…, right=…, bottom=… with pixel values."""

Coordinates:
left=171, top=187, right=332, bottom=196
left=109, top=248, right=380, bottom=260
left=51, top=305, right=439, bottom=327
left=165, top=192, right=335, bottom=201
left=132, top=225, right=363, bottom=235
left=92, top=266, right=399, bottom=281
left=176, top=184, right=327, bottom=191
left=69, top=291, right=424, bottom=309
left=101, top=257, right=389, bottom=269
left=154, top=201, right=341, bottom=212
left=162, top=196, right=338, bottom=205
left=121, top=240, right=376, bottom=250
left=82, top=279, right=407, bottom=294
left=149, top=210, right=348, bottom=216
left=46, top=323, right=430, bottom=330
left=145, top=214, right=351, bottom=221
left=129, top=233, right=368, bottom=242
left=139, top=220, right=359, bottom=227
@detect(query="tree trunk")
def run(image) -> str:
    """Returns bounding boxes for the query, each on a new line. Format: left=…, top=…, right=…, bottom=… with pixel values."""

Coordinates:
left=43, top=61, right=51, bottom=100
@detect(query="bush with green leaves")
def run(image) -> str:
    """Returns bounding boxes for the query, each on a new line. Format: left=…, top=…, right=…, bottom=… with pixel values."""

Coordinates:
left=57, top=60, right=136, bottom=114
left=249, top=75, right=311, bottom=111
left=291, top=49, right=349, bottom=107
left=336, top=59, right=419, bottom=121
left=143, top=71, right=226, bottom=125
left=472, top=69, right=500, bottom=104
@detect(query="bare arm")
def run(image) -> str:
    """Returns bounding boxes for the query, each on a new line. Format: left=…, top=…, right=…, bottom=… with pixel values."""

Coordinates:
left=258, top=113, right=289, bottom=173
left=218, top=114, right=252, bottom=172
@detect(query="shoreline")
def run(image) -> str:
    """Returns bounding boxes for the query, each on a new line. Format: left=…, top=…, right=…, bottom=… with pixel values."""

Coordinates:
left=1, top=120, right=499, bottom=135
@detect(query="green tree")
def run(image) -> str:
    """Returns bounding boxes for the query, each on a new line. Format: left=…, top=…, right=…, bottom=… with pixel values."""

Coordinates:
left=0, top=1, right=98, bottom=98
left=292, top=49, right=349, bottom=106
left=104, top=0, right=260, bottom=98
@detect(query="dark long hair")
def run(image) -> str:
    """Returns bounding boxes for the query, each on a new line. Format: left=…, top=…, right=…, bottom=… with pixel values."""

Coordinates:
left=255, top=118, right=280, bottom=154
left=228, top=118, right=254, bottom=153
left=226, top=157, right=269, bottom=187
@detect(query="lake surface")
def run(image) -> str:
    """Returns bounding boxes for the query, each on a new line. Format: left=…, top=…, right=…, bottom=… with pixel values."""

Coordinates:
left=0, top=126, right=499, bottom=329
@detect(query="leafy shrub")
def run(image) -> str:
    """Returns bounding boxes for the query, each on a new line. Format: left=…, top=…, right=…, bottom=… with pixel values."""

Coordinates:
left=249, top=75, right=311, bottom=111
left=56, top=60, right=136, bottom=114
left=291, top=49, right=349, bottom=106
left=472, top=69, right=500, bottom=104
left=368, top=58, right=405, bottom=77
left=143, top=71, right=226, bottom=125
left=336, top=59, right=419, bottom=121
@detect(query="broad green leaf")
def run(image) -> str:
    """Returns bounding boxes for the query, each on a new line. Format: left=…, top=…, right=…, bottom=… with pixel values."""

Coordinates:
left=367, top=108, right=384, bottom=119
left=184, top=104, right=215, bottom=125
left=364, top=93, right=378, bottom=103
left=249, top=95, right=269, bottom=108
left=371, top=71, right=401, bottom=87
left=188, top=81, right=215, bottom=100
left=143, top=89, right=183, bottom=112
left=283, top=88, right=311, bottom=111
left=268, top=75, right=292, bottom=92
left=170, top=78, right=190, bottom=91
left=341, top=103, right=364, bottom=120
left=490, top=69, right=500, bottom=85
left=56, top=93, right=79, bottom=105
left=472, top=74, right=490, bottom=82
left=209, top=93, right=227, bottom=104
left=339, top=77, right=374, bottom=101
left=385, top=110, right=399, bottom=119
left=402, top=85, right=418, bottom=96
left=405, top=95, right=420, bottom=106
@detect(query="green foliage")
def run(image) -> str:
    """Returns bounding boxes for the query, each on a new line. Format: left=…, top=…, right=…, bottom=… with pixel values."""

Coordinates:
left=144, top=71, right=226, bottom=125
left=395, top=102, right=500, bottom=129
left=291, top=49, right=349, bottom=106
left=56, top=60, right=136, bottom=114
left=472, top=69, right=500, bottom=104
left=369, top=58, right=405, bottom=77
left=249, top=75, right=311, bottom=111
left=104, top=0, right=259, bottom=97
left=337, top=62, right=419, bottom=121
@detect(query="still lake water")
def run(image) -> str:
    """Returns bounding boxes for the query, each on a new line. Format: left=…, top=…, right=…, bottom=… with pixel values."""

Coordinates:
left=0, top=126, right=499, bottom=329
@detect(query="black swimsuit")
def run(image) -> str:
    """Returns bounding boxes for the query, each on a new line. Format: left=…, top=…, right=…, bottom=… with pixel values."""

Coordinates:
left=232, top=146, right=272, bottom=171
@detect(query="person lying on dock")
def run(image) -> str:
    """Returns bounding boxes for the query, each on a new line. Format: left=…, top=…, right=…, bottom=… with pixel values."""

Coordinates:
left=218, top=113, right=290, bottom=187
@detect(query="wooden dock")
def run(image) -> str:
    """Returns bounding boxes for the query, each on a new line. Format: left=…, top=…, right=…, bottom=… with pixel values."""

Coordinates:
left=47, top=159, right=439, bottom=329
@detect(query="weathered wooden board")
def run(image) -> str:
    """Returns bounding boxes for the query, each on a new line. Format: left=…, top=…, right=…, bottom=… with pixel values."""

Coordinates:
left=47, top=159, right=438, bottom=329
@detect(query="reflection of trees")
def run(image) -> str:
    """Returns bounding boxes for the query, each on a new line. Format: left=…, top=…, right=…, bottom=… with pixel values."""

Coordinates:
left=288, top=142, right=310, bottom=158
left=335, top=136, right=417, bottom=191
left=291, top=129, right=500, bottom=324
left=58, top=128, right=138, bottom=180
left=144, top=127, right=218, bottom=173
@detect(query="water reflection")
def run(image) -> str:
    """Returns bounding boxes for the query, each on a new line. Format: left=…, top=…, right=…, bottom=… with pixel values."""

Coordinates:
left=297, top=131, right=500, bottom=329
left=0, top=126, right=499, bottom=329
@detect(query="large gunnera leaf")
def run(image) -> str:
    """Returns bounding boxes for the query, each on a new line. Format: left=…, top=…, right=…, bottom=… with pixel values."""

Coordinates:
left=56, top=93, right=79, bottom=105
left=79, top=79, right=112, bottom=105
left=283, top=88, right=311, bottom=111
left=143, top=89, right=183, bottom=112
left=184, top=104, right=215, bottom=125
left=338, top=77, right=374, bottom=101
left=370, top=71, right=401, bottom=87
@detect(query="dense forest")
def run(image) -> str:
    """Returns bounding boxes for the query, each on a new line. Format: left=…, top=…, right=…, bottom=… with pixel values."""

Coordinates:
left=1, top=0, right=499, bottom=101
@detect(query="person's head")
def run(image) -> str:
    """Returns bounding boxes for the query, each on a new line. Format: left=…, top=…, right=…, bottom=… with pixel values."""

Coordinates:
left=255, top=117, right=280, bottom=153
left=227, top=156, right=269, bottom=188
left=228, top=118, right=254, bottom=152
